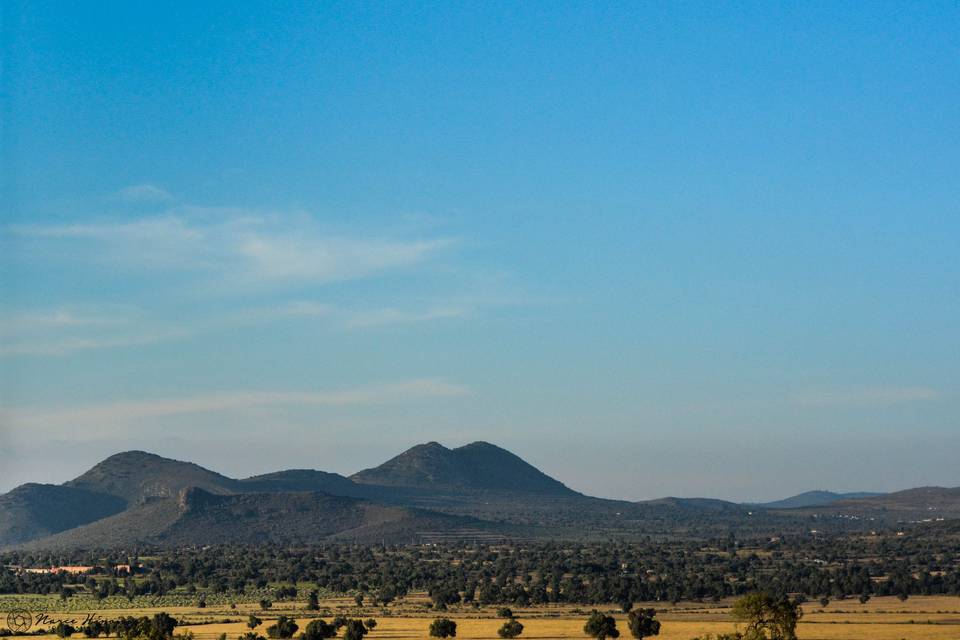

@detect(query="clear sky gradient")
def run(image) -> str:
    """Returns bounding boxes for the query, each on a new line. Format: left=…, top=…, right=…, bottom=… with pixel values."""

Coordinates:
left=1, top=1, right=958, bottom=501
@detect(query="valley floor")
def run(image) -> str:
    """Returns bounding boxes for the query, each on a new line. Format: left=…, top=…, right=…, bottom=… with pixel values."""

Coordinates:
left=4, top=595, right=960, bottom=640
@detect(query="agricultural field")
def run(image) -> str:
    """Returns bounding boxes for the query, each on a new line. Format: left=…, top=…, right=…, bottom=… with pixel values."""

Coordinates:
left=4, top=594, right=960, bottom=640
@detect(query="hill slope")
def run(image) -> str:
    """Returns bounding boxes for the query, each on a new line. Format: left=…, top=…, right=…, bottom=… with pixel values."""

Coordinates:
left=239, top=469, right=370, bottom=498
left=0, top=484, right=126, bottom=546
left=65, top=451, right=238, bottom=506
left=756, top=490, right=884, bottom=510
left=24, top=487, right=515, bottom=548
left=806, top=486, right=960, bottom=521
left=351, top=441, right=577, bottom=496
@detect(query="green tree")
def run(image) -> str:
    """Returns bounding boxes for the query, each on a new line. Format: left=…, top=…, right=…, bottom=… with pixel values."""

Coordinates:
left=363, top=620, right=377, bottom=631
left=55, top=623, right=77, bottom=638
left=150, top=613, right=179, bottom=640
left=266, top=617, right=299, bottom=640
left=306, top=591, right=320, bottom=611
left=342, top=620, right=368, bottom=640
left=584, top=610, right=619, bottom=640
left=497, top=619, right=524, bottom=639
left=627, top=609, right=660, bottom=640
left=248, top=616, right=262, bottom=630
left=429, top=618, right=457, bottom=638
left=300, top=620, right=336, bottom=640
left=497, top=608, right=514, bottom=619
left=731, top=593, right=802, bottom=640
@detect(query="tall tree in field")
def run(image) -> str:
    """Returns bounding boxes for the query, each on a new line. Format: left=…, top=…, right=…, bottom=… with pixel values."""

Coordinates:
left=300, top=620, right=336, bottom=640
left=627, top=609, right=660, bottom=640
left=584, top=611, right=619, bottom=640
left=307, top=591, right=320, bottom=611
left=731, top=593, right=802, bottom=640
left=342, top=620, right=368, bottom=640
left=265, top=616, right=298, bottom=639
left=429, top=618, right=457, bottom=638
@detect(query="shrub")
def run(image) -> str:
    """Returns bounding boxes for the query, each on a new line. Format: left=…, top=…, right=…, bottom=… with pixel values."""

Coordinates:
left=584, top=610, right=619, bottom=640
left=497, top=619, right=524, bottom=639
left=626, top=609, right=660, bottom=640
left=342, top=620, right=367, bottom=640
left=300, top=620, right=336, bottom=640
left=429, top=618, right=457, bottom=638
left=266, top=617, right=299, bottom=640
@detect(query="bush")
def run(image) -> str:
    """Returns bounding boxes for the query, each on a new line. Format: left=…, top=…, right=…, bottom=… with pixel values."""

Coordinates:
left=584, top=610, right=619, bottom=640
left=497, top=619, right=523, bottom=639
left=626, top=609, right=660, bottom=640
left=497, top=608, right=514, bottom=619
left=300, top=620, right=336, bottom=640
left=363, top=620, right=377, bottom=631
left=429, top=618, right=457, bottom=638
left=342, top=620, right=368, bottom=640
left=266, top=617, right=299, bottom=640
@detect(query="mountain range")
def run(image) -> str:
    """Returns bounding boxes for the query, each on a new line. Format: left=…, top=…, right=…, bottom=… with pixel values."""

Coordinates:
left=1, top=441, right=958, bottom=549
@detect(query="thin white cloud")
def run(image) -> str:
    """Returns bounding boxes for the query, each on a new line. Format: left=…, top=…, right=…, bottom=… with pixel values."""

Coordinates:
left=0, top=309, right=116, bottom=332
left=791, top=386, right=940, bottom=407
left=3, top=379, right=471, bottom=433
left=113, top=184, right=173, bottom=203
left=10, top=213, right=455, bottom=287
left=0, top=331, right=187, bottom=357
left=236, top=233, right=454, bottom=284
left=344, top=305, right=468, bottom=328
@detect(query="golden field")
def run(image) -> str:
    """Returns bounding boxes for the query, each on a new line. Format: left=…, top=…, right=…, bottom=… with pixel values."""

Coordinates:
left=6, top=595, right=960, bottom=640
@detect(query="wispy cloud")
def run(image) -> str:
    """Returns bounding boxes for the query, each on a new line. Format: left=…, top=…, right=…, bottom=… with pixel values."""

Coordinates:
left=113, top=184, right=173, bottom=203
left=236, top=233, right=454, bottom=284
left=790, top=386, right=940, bottom=407
left=0, top=306, right=179, bottom=357
left=0, top=331, right=187, bottom=357
left=343, top=305, right=468, bottom=328
left=0, top=310, right=117, bottom=332
left=3, top=379, right=471, bottom=433
left=10, top=212, right=456, bottom=288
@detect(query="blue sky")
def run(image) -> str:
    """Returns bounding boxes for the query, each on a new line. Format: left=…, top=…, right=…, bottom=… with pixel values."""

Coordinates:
left=1, top=1, right=958, bottom=500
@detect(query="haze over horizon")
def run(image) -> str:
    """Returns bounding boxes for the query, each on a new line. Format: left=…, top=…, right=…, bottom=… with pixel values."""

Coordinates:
left=2, top=2, right=958, bottom=502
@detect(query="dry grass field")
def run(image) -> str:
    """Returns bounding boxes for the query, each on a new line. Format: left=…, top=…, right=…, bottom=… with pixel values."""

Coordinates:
left=5, top=595, right=960, bottom=640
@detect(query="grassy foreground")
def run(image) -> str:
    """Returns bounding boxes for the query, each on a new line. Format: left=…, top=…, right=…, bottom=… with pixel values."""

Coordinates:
left=3, top=595, right=960, bottom=640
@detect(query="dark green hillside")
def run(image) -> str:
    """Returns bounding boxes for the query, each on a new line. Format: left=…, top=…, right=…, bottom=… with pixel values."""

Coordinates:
left=351, top=441, right=577, bottom=496
left=755, top=490, right=884, bottom=510
left=23, top=487, right=516, bottom=548
left=240, top=469, right=370, bottom=498
left=0, top=484, right=126, bottom=546
left=65, top=450, right=239, bottom=505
